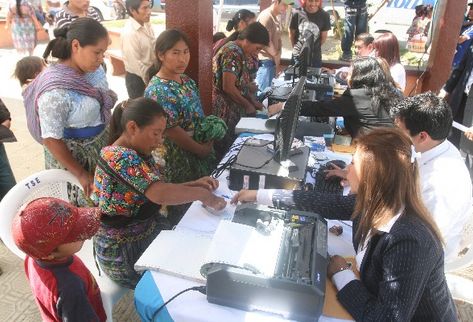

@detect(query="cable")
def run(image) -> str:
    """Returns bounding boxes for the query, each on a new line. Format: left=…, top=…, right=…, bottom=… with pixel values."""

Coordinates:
left=234, top=156, right=274, bottom=170
left=211, top=138, right=274, bottom=177
left=407, top=50, right=427, bottom=97
left=244, top=139, right=273, bottom=148
left=151, top=286, right=206, bottom=321
left=211, top=154, right=237, bottom=178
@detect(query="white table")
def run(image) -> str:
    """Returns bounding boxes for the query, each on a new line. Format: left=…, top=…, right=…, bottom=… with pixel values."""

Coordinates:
left=134, top=135, right=356, bottom=322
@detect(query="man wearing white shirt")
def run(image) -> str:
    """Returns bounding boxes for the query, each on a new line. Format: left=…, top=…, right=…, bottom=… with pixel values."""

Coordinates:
left=121, top=0, right=155, bottom=98
left=393, top=92, right=472, bottom=263
left=233, top=92, right=472, bottom=264
left=328, top=33, right=374, bottom=84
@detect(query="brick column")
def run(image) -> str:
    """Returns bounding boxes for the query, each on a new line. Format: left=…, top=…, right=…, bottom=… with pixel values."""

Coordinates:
left=166, top=0, right=213, bottom=114
left=421, top=0, right=467, bottom=93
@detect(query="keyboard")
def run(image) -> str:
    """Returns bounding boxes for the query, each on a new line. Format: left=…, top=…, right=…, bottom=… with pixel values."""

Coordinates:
left=313, top=160, right=346, bottom=194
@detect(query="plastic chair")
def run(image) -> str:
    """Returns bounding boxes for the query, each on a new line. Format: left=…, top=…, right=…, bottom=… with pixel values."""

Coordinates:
left=0, top=169, right=128, bottom=322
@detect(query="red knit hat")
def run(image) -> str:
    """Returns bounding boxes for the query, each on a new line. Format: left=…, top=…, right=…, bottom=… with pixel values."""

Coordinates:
left=12, top=197, right=101, bottom=259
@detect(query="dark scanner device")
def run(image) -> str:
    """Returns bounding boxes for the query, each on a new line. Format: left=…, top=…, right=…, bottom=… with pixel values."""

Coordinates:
left=206, top=204, right=329, bottom=322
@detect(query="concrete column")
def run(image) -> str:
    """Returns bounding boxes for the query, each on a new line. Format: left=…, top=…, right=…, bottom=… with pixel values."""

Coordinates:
left=421, top=0, right=467, bottom=93
left=166, top=0, right=213, bottom=114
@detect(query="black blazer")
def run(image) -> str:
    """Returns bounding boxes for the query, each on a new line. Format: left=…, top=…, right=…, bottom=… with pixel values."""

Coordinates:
left=300, top=88, right=396, bottom=138
left=337, top=214, right=457, bottom=322
left=445, top=43, right=473, bottom=154
left=289, top=190, right=355, bottom=220
left=444, top=43, right=473, bottom=121
left=276, top=193, right=457, bottom=321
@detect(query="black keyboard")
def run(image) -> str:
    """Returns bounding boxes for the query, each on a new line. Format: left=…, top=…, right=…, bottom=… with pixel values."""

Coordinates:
left=313, top=160, right=346, bottom=194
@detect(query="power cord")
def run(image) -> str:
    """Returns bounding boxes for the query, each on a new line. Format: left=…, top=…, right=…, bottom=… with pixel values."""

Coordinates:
left=211, top=139, right=273, bottom=177
left=407, top=50, right=427, bottom=97
left=211, top=154, right=237, bottom=178
left=234, top=153, right=275, bottom=170
left=151, top=285, right=206, bottom=321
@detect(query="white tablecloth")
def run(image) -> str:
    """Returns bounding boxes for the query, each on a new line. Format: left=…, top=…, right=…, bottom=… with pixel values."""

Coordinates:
left=134, top=134, right=356, bottom=322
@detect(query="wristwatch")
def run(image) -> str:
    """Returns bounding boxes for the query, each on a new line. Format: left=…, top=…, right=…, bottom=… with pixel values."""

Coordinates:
left=329, top=262, right=352, bottom=279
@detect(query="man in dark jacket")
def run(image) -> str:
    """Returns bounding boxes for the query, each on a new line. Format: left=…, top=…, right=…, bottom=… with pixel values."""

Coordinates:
left=440, top=41, right=473, bottom=179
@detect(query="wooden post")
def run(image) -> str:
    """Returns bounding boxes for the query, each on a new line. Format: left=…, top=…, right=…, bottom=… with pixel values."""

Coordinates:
left=421, top=0, right=467, bottom=93
left=166, top=0, right=213, bottom=114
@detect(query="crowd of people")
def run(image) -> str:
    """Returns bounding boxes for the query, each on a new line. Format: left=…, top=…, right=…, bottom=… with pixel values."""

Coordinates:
left=1, top=0, right=473, bottom=321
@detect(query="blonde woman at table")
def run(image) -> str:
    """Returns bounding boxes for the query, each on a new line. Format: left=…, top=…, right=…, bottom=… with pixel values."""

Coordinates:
left=93, top=97, right=226, bottom=289
left=233, top=128, right=456, bottom=321
left=327, top=128, right=456, bottom=321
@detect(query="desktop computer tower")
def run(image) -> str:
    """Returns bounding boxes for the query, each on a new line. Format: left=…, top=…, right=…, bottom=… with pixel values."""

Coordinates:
left=228, top=140, right=310, bottom=190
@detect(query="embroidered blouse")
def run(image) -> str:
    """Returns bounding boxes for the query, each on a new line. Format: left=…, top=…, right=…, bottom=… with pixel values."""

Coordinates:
left=93, top=145, right=161, bottom=217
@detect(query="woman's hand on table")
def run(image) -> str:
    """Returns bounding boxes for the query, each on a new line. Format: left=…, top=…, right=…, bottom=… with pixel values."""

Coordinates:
left=254, top=101, right=265, bottom=111
left=268, top=102, right=283, bottom=116
left=188, top=176, right=219, bottom=191
left=231, top=190, right=257, bottom=204
left=202, top=193, right=227, bottom=211
left=327, top=255, right=350, bottom=279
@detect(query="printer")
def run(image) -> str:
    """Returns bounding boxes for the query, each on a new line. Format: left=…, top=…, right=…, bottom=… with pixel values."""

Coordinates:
left=205, top=204, right=328, bottom=322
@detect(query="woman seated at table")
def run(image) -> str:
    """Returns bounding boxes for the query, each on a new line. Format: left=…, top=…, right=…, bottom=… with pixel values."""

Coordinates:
left=234, top=128, right=457, bottom=321
left=93, top=97, right=226, bottom=289
left=145, top=29, right=225, bottom=225
left=212, top=22, right=269, bottom=159
left=327, top=128, right=456, bottom=321
left=373, top=32, right=406, bottom=91
left=301, top=56, right=403, bottom=138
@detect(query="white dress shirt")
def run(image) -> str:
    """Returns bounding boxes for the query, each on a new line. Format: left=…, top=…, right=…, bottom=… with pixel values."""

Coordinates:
left=390, top=62, right=406, bottom=91
left=121, top=17, right=156, bottom=82
left=418, top=139, right=473, bottom=264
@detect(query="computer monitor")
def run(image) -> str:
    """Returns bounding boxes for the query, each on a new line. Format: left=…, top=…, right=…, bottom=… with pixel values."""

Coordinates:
left=298, top=33, right=314, bottom=78
left=273, top=76, right=306, bottom=165
left=287, top=29, right=317, bottom=82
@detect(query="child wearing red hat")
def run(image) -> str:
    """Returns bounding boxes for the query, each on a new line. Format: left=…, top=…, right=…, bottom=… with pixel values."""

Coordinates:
left=12, top=197, right=106, bottom=322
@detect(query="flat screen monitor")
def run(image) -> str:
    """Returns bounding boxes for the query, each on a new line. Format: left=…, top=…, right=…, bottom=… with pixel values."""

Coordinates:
left=273, top=76, right=306, bottom=163
left=298, top=33, right=314, bottom=78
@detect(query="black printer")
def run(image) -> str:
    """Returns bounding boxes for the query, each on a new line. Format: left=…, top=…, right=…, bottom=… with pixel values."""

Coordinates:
left=205, top=204, right=328, bottom=322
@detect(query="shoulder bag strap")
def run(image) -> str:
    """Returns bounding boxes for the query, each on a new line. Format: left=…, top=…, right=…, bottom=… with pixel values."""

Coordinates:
left=96, top=156, right=144, bottom=197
